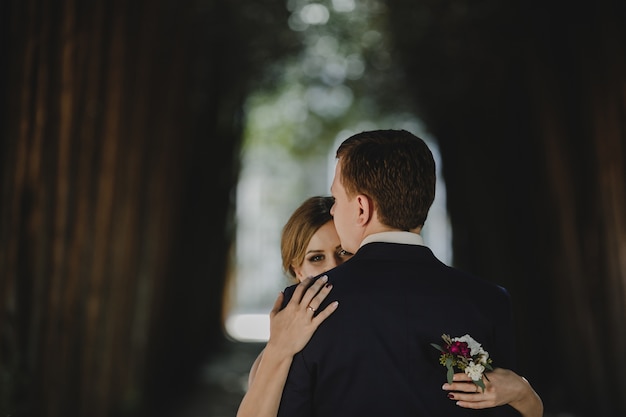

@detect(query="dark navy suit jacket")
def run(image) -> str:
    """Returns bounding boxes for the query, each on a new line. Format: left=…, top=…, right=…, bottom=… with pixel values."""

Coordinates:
left=277, top=242, right=520, bottom=417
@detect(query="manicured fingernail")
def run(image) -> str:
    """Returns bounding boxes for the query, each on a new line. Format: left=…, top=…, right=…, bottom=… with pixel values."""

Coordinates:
left=320, top=275, right=328, bottom=282
left=325, top=283, right=332, bottom=288
left=447, top=393, right=454, bottom=399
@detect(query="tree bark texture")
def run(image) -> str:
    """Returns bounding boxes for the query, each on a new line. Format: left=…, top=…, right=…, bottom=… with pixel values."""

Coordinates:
left=0, top=1, right=293, bottom=416
left=388, top=0, right=626, bottom=415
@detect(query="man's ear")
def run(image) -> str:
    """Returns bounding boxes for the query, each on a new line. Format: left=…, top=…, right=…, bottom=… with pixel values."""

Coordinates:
left=355, top=194, right=373, bottom=226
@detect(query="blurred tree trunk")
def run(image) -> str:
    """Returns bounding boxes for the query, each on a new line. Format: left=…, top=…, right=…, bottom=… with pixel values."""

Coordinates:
left=388, top=0, right=626, bottom=416
left=0, top=1, right=294, bottom=416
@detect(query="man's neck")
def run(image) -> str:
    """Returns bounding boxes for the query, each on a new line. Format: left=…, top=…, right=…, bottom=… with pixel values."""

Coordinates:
left=360, top=231, right=424, bottom=247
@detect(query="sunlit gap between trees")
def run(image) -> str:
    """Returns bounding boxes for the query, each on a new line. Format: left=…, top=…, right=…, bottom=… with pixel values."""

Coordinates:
left=223, top=0, right=452, bottom=342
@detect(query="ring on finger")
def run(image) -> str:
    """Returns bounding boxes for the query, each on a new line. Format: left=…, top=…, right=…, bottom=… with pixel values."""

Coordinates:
left=307, top=305, right=316, bottom=312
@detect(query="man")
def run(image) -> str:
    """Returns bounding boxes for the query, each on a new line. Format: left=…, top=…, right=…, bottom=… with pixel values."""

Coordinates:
left=277, top=129, right=519, bottom=416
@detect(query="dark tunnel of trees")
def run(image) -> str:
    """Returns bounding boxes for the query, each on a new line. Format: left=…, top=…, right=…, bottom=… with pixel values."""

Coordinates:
left=1, top=0, right=625, bottom=416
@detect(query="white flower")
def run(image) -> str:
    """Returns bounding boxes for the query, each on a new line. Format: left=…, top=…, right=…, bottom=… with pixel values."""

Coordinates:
left=465, top=361, right=486, bottom=381
left=453, top=334, right=483, bottom=356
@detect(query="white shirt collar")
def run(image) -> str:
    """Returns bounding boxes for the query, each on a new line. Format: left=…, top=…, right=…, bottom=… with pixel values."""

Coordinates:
left=360, top=231, right=424, bottom=247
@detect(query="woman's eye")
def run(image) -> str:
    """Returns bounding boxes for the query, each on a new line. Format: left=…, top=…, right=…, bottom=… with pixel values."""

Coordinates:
left=308, top=255, right=324, bottom=263
left=338, top=249, right=353, bottom=257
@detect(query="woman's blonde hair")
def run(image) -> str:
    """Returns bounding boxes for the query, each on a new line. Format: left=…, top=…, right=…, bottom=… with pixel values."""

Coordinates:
left=280, top=196, right=335, bottom=281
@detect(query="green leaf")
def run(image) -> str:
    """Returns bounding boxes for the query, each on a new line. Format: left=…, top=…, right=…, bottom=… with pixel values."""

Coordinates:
left=446, top=364, right=454, bottom=384
left=430, top=343, right=444, bottom=352
left=475, top=379, right=486, bottom=392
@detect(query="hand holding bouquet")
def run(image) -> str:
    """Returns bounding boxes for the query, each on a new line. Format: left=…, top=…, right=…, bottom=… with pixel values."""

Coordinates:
left=431, top=334, right=493, bottom=392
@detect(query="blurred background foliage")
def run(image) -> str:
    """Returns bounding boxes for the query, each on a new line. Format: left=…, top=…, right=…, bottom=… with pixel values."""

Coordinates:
left=243, top=0, right=415, bottom=155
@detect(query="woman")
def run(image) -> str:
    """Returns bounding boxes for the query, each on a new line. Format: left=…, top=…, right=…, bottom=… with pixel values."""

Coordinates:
left=245, top=196, right=352, bottom=385
left=236, top=196, right=542, bottom=417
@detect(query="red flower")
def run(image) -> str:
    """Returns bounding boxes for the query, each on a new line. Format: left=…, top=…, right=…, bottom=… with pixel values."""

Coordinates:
left=448, top=341, right=471, bottom=357
left=432, top=333, right=494, bottom=391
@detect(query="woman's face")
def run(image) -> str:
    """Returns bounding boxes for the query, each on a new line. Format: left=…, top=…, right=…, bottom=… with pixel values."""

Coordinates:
left=292, top=220, right=353, bottom=282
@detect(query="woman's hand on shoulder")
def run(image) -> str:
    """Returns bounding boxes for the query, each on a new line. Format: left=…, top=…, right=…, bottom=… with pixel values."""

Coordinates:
left=266, top=275, right=338, bottom=358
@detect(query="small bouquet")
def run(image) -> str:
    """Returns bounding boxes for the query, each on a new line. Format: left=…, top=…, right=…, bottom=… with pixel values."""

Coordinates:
left=431, top=334, right=493, bottom=392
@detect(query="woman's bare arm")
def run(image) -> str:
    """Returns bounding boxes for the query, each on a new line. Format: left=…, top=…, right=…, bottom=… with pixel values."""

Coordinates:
left=236, top=276, right=338, bottom=417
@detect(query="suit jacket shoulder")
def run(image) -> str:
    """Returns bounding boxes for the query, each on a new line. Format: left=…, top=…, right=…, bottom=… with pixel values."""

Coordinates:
left=278, top=242, right=519, bottom=417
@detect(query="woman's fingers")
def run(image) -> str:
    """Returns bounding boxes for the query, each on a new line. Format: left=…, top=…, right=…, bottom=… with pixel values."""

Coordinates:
left=266, top=275, right=337, bottom=355
left=311, top=300, right=339, bottom=323
left=452, top=373, right=474, bottom=382
left=289, top=276, right=315, bottom=304
left=447, top=391, right=498, bottom=409
left=304, top=276, right=333, bottom=312
left=443, top=380, right=498, bottom=409
left=443, top=372, right=487, bottom=393
left=300, top=275, right=329, bottom=310
left=284, top=274, right=338, bottom=324
left=301, top=277, right=338, bottom=329
left=443, top=369, right=529, bottom=410
left=443, top=380, right=479, bottom=393
left=279, top=275, right=336, bottom=319
left=453, top=398, right=495, bottom=409
left=287, top=275, right=328, bottom=309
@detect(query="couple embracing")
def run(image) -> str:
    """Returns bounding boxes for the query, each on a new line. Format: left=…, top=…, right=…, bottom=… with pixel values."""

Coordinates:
left=238, top=129, right=542, bottom=417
